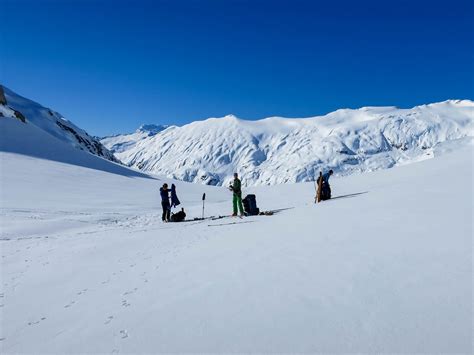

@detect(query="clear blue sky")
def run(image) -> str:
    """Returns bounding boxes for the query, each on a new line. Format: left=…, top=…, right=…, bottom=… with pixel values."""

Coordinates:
left=1, top=0, right=473, bottom=136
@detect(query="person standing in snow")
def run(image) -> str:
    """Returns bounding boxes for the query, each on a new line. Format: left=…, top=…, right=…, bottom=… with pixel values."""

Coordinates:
left=170, top=183, right=180, bottom=208
left=229, top=173, right=244, bottom=217
left=318, top=169, right=334, bottom=200
left=322, top=169, right=333, bottom=185
left=160, top=183, right=171, bottom=222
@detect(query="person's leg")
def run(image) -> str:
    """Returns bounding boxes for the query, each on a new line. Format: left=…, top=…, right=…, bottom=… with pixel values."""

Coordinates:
left=165, top=204, right=171, bottom=221
left=232, top=194, right=238, bottom=216
left=237, top=195, right=244, bottom=215
left=161, top=202, right=166, bottom=221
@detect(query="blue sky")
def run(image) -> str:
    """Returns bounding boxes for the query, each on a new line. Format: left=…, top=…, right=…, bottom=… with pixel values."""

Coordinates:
left=1, top=0, right=473, bottom=136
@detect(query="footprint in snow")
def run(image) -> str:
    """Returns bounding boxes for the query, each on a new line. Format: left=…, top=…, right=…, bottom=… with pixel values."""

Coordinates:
left=119, top=329, right=129, bottom=339
left=104, top=315, right=114, bottom=325
left=122, top=288, right=138, bottom=296
left=64, top=300, right=76, bottom=308
left=121, top=300, right=131, bottom=307
left=76, top=288, right=88, bottom=296
left=28, top=317, right=46, bottom=325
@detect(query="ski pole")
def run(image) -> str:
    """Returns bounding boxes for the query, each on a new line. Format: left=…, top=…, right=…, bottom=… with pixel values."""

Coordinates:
left=202, top=193, right=206, bottom=219
left=312, top=167, right=317, bottom=192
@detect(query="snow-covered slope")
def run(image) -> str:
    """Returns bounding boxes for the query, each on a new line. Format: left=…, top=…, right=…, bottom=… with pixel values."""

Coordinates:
left=102, top=101, right=474, bottom=186
left=1, top=144, right=472, bottom=353
left=101, top=124, right=169, bottom=154
left=0, top=85, right=119, bottom=164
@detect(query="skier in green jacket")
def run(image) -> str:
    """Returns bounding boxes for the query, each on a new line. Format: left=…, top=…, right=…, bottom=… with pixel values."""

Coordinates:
left=229, top=173, right=244, bottom=217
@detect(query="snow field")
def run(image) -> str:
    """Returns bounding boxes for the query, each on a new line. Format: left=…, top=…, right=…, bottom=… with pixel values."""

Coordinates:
left=1, top=143, right=472, bottom=353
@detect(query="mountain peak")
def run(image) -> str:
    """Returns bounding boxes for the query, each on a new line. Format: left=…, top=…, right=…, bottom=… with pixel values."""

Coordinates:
left=223, top=114, right=238, bottom=120
left=136, top=124, right=169, bottom=136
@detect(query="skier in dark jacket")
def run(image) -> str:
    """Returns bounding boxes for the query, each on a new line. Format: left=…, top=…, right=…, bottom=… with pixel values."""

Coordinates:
left=319, top=169, right=333, bottom=200
left=160, top=183, right=171, bottom=222
left=322, top=170, right=333, bottom=185
left=229, top=173, right=244, bottom=217
left=170, top=184, right=180, bottom=208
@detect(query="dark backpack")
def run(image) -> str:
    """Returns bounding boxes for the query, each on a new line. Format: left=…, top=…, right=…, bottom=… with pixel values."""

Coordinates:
left=170, top=208, right=186, bottom=222
left=242, top=194, right=260, bottom=216
left=321, top=184, right=331, bottom=201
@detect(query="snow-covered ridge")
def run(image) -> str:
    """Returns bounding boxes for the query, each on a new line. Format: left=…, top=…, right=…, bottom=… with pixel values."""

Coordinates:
left=101, top=100, right=474, bottom=186
left=101, top=124, right=171, bottom=154
left=136, top=123, right=169, bottom=135
left=0, top=85, right=119, bottom=163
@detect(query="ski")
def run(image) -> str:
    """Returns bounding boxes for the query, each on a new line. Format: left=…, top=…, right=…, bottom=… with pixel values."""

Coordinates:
left=210, top=215, right=234, bottom=221
left=316, top=171, right=323, bottom=203
left=208, top=221, right=254, bottom=227
left=179, top=207, right=294, bottom=224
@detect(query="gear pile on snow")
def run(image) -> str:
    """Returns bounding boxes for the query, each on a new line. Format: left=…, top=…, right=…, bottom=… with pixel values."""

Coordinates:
left=243, top=194, right=260, bottom=216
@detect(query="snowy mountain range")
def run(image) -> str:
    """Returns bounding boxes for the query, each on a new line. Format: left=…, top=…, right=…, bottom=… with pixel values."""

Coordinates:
left=101, top=101, right=474, bottom=186
left=1, top=84, right=472, bottom=187
left=0, top=85, right=118, bottom=162
left=0, top=85, right=142, bottom=176
left=100, top=124, right=169, bottom=154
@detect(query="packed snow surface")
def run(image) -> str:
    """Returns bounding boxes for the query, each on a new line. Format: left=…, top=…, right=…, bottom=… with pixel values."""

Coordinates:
left=1, top=143, right=472, bottom=353
left=102, top=100, right=474, bottom=186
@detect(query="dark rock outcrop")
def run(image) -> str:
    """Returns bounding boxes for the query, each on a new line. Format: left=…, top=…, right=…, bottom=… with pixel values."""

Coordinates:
left=0, top=86, right=7, bottom=105
left=13, top=110, right=26, bottom=123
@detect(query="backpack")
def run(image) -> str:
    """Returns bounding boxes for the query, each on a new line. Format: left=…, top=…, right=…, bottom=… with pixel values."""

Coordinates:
left=321, top=184, right=331, bottom=201
left=242, top=194, right=260, bottom=216
left=170, top=208, right=186, bottom=222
